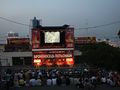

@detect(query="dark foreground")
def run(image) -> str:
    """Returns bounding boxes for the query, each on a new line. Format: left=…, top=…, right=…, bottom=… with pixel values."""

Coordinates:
left=1, top=84, right=120, bottom=90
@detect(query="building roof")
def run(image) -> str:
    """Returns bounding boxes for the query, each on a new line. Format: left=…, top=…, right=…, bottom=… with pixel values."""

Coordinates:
left=32, top=25, right=70, bottom=30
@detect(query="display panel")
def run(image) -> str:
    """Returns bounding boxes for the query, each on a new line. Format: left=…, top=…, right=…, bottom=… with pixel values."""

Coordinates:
left=40, top=30, right=65, bottom=48
left=45, top=31, right=60, bottom=43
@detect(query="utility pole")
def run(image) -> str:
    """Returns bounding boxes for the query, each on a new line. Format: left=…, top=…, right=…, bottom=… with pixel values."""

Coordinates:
left=85, top=19, right=88, bottom=36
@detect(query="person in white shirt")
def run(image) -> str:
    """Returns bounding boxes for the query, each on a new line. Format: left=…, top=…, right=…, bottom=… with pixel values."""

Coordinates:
left=69, top=77, right=74, bottom=85
left=38, top=71, right=42, bottom=76
left=74, top=77, right=80, bottom=85
left=101, top=76, right=106, bottom=84
left=91, top=76, right=96, bottom=83
left=29, top=77, right=36, bottom=86
left=106, top=77, right=115, bottom=86
left=107, top=77, right=111, bottom=84
left=47, top=78, right=52, bottom=86
left=36, top=78, right=42, bottom=86
left=52, top=78, right=57, bottom=86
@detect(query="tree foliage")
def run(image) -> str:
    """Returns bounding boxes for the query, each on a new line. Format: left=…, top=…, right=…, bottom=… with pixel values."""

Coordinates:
left=75, top=43, right=120, bottom=71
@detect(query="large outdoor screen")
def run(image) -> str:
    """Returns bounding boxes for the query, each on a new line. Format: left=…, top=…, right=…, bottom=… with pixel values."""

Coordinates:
left=45, top=32, right=60, bottom=43
left=40, top=30, right=65, bottom=48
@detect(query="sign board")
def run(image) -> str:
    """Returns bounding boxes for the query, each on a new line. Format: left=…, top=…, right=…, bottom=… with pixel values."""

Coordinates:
left=7, top=38, right=30, bottom=45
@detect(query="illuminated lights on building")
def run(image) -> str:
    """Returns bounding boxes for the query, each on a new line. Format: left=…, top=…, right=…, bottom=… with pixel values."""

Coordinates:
left=56, top=59, right=65, bottom=66
left=66, top=58, right=74, bottom=65
left=33, top=59, right=42, bottom=66
left=45, top=59, right=54, bottom=66
left=33, top=59, right=41, bottom=63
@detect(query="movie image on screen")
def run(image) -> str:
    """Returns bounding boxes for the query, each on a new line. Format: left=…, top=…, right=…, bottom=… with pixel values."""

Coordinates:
left=45, top=32, right=60, bottom=43
left=40, top=30, right=65, bottom=48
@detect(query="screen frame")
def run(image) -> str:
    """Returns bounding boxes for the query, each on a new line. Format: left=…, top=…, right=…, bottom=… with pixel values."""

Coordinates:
left=40, top=30, right=65, bottom=48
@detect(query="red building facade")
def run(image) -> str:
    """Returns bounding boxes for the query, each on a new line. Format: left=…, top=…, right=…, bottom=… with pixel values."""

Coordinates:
left=32, top=25, right=74, bottom=67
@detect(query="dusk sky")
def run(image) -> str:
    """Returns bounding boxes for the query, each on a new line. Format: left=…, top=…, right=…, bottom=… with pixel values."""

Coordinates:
left=0, top=0, right=120, bottom=41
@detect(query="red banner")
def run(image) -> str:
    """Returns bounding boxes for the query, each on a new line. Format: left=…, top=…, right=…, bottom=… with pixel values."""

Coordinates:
left=32, top=30, right=40, bottom=49
left=65, top=28, right=74, bottom=48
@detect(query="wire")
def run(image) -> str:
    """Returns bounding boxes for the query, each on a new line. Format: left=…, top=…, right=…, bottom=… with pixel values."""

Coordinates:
left=0, top=16, right=32, bottom=27
left=0, top=16, right=120, bottom=30
left=76, top=21, right=120, bottom=30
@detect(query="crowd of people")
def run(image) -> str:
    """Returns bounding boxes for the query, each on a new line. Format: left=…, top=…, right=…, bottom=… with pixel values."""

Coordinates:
left=0, top=67, right=120, bottom=90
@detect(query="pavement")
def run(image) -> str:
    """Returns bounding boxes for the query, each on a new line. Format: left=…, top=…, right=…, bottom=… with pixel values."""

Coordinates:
left=2, top=84, right=119, bottom=90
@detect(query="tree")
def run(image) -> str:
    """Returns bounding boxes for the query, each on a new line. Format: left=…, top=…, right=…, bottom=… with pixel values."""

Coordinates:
left=75, top=43, right=120, bottom=71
